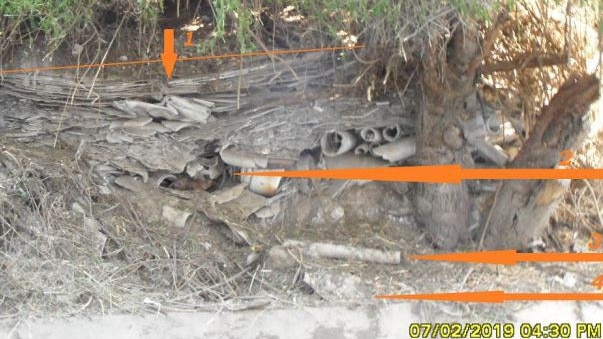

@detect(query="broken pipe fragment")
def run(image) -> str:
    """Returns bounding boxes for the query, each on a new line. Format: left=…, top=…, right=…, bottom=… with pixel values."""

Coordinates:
left=320, top=152, right=389, bottom=185
left=371, top=137, right=416, bottom=163
left=162, top=95, right=213, bottom=123
left=240, top=168, right=283, bottom=197
left=220, top=146, right=296, bottom=169
left=162, top=205, right=191, bottom=228
left=320, top=152, right=389, bottom=169
left=220, top=146, right=269, bottom=168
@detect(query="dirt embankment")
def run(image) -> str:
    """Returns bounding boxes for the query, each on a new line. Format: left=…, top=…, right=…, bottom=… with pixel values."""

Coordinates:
left=1, top=0, right=602, bottom=326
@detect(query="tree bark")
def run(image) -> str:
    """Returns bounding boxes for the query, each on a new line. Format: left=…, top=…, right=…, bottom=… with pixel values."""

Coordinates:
left=414, top=24, right=482, bottom=249
left=482, top=74, right=600, bottom=249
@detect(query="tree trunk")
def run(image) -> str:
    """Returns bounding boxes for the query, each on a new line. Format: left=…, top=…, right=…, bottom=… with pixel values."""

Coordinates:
left=482, top=74, right=600, bottom=249
left=414, top=24, right=482, bottom=249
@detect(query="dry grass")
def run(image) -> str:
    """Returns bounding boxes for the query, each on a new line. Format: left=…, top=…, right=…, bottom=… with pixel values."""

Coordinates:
left=0, top=139, right=250, bottom=317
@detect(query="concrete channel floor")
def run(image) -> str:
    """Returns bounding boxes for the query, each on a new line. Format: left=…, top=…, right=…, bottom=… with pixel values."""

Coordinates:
left=2, top=301, right=603, bottom=339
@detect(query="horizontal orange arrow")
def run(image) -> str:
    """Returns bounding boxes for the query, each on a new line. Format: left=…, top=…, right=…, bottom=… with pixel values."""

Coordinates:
left=236, top=165, right=603, bottom=183
left=410, top=250, right=603, bottom=265
left=375, top=291, right=603, bottom=303
left=0, top=45, right=364, bottom=75
left=238, top=165, right=462, bottom=183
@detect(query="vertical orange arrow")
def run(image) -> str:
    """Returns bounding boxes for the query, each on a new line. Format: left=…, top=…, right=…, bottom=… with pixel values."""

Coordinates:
left=161, top=28, right=178, bottom=79
left=184, top=31, right=194, bottom=47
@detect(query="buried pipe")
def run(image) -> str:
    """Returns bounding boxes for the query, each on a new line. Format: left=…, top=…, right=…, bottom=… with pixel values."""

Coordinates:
left=382, top=124, right=402, bottom=142
left=354, top=142, right=378, bottom=156
left=359, top=127, right=383, bottom=144
left=320, top=130, right=358, bottom=157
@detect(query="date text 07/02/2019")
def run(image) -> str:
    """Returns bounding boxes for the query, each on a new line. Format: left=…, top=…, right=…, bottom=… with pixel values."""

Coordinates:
left=408, top=322, right=602, bottom=338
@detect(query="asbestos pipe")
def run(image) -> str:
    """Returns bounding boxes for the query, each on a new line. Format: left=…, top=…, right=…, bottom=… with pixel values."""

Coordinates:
left=382, top=124, right=402, bottom=142
left=320, top=130, right=358, bottom=157
left=320, top=152, right=389, bottom=185
left=359, top=127, right=383, bottom=144
left=239, top=168, right=283, bottom=197
left=485, top=114, right=501, bottom=135
left=354, top=142, right=379, bottom=156
left=320, top=152, right=389, bottom=169
left=220, top=146, right=268, bottom=168
left=371, top=137, right=416, bottom=163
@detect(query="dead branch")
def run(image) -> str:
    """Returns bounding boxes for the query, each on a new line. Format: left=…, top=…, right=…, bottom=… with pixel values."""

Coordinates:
left=465, top=10, right=510, bottom=77
left=484, top=53, right=569, bottom=73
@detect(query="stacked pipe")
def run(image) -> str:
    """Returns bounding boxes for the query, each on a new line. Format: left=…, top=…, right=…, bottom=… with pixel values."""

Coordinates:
left=319, top=124, right=416, bottom=163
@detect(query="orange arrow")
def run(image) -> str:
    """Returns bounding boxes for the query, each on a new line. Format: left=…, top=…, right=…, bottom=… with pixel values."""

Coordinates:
left=0, top=45, right=363, bottom=75
left=410, top=250, right=603, bottom=265
left=161, top=28, right=178, bottom=79
left=236, top=165, right=603, bottom=183
left=184, top=31, right=194, bottom=47
left=376, top=291, right=505, bottom=303
left=237, top=165, right=462, bottom=183
left=375, top=291, right=603, bottom=303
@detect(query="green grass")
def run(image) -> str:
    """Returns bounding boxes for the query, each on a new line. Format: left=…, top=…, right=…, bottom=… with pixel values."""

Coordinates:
left=0, top=0, right=93, bottom=42
left=7, top=0, right=600, bottom=71
left=210, top=0, right=255, bottom=52
left=0, top=0, right=162, bottom=50
left=5, top=0, right=600, bottom=53
left=0, top=0, right=497, bottom=53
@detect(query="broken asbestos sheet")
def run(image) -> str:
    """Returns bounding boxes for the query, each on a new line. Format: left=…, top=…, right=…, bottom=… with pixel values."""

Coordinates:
left=113, top=95, right=215, bottom=123
left=113, top=100, right=179, bottom=120
left=162, top=96, right=214, bottom=123
left=1, top=54, right=420, bottom=239
left=210, top=183, right=270, bottom=219
left=126, top=136, right=197, bottom=173
left=110, top=174, right=284, bottom=247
